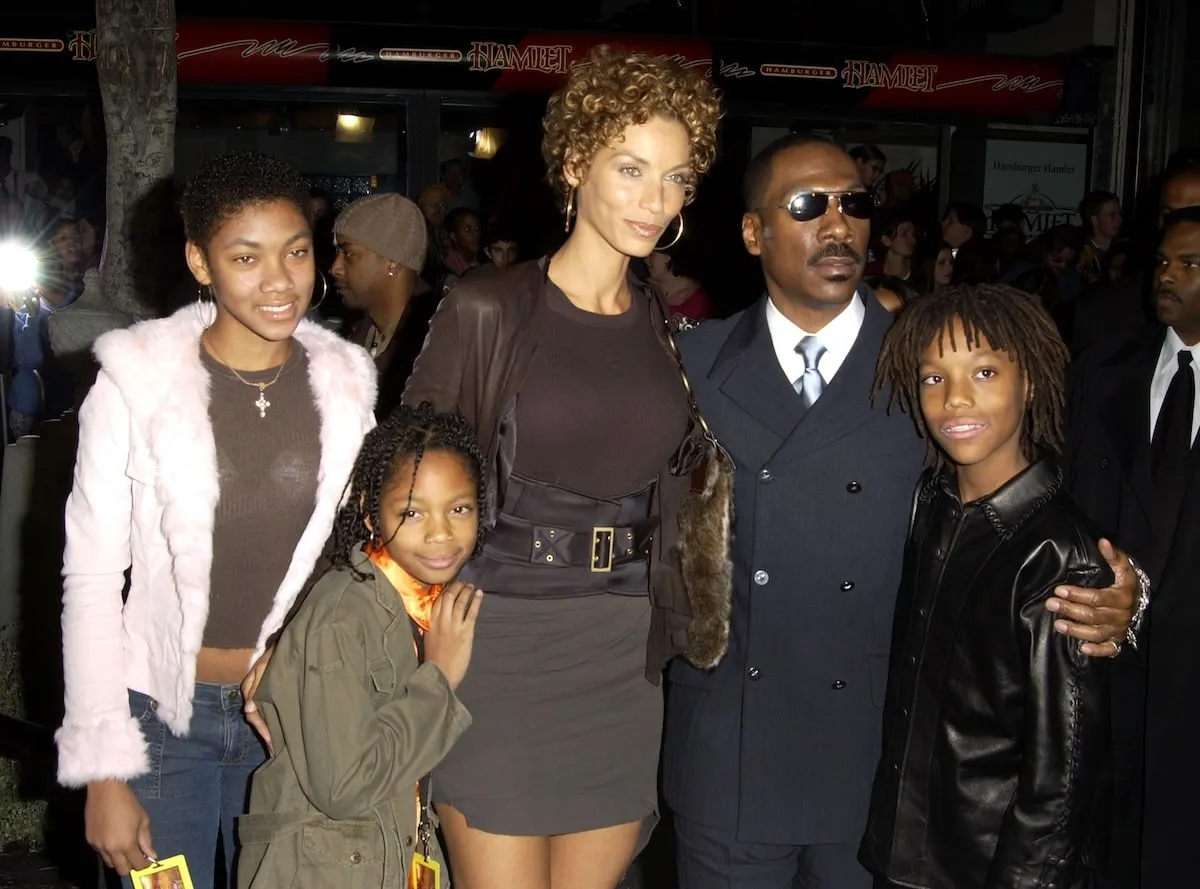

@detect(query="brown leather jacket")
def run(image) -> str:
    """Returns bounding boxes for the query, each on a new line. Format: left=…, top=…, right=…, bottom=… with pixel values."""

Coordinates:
left=401, top=258, right=705, bottom=680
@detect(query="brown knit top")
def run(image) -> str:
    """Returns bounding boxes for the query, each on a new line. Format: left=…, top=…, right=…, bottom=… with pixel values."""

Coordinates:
left=200, top=343, right=320, bottom=648
left=512, top=279, right=689, bottom=498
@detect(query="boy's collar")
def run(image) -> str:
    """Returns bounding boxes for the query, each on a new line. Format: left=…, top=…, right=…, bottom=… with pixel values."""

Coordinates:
left=935, top=458, right=1062, bottom=540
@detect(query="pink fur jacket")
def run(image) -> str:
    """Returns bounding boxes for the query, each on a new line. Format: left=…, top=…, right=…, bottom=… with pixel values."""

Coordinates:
left=55, top=307, right=377, bottom=787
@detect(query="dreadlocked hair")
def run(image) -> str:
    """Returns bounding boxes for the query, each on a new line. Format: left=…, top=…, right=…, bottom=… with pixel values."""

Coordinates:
left=872, top=283, right=1069, bottom=469
left=330, top=402, right=487, bottom=578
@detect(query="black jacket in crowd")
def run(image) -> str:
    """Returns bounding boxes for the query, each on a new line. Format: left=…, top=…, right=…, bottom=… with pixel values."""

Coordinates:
left=860, top=459, right=1112, bottom=889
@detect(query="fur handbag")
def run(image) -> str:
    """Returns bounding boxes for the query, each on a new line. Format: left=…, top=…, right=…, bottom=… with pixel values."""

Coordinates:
left=664, top=319, right=735, bottom=670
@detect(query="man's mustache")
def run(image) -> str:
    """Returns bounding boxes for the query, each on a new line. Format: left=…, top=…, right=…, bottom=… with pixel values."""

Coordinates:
left=808, top=243, right=865, bottom=267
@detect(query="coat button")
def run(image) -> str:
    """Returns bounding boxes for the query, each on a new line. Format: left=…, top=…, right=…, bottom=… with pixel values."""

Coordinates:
left=349, top=851, right=363, bottom=864
left=831, top=679, right=847, bottom=690
left=759, top=468, right=773, bottom=482
left=917, top=608, right=927, bottom=618
left=748, top=666, right=762, bottom=680
left=1100, top=458, right=1110, bottom=469
left=840, top=580, right=855, bottom=591
left=405, top=836, right=414, bottom=847
left=934, top=547, right=945, bottom=560
left=901, top=707, right=910, bottom=718
left=753, top=570, right=769, bottom=586
left=846, top=481, right=862, bottom=493
left=908, top=655, right=916, bottom=665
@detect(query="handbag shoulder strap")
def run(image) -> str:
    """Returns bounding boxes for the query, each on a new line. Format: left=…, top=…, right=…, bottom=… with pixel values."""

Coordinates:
left=661, top=317, right=718, bottom=445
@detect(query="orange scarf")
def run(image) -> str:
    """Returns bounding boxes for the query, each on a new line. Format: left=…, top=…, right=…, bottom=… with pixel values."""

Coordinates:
left=366, top=544, right=443, bottom=633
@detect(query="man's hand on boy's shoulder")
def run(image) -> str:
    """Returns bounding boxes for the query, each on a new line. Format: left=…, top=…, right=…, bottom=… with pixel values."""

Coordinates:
left=1046, top=538, right=1138, bottom=658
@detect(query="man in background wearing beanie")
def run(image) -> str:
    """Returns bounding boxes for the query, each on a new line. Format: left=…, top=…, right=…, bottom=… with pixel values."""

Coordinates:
left=331, top=193, right=437, bottom=420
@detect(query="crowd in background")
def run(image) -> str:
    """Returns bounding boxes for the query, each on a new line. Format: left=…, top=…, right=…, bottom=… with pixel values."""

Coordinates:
left=0, top=123, right=1187, bottom=444
left=0, top=130, right=104, bottom=439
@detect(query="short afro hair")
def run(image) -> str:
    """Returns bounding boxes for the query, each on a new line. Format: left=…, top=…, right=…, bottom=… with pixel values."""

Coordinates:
left=743, top=133, right=837, bottom=211
left=181, top=151, right=311, bottom=250
left=541, top=45, right=722, bottom=207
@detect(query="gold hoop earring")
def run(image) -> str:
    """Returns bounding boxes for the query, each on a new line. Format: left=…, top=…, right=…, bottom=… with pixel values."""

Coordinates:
left=310, top=272, right=328, bottom=310
left=654, top=213, right=685, bottom=252
left=194, top=284, right=216, bottom=329
left=563, top=186, right=576, bottom=234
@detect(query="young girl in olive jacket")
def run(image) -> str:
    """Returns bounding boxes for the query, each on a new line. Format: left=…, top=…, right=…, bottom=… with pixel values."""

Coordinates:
left=238, top=404, right=484, bottom=889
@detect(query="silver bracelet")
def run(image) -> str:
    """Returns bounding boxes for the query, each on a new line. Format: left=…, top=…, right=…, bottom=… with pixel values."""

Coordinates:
left=1125, top=559, right=1152, bottom=651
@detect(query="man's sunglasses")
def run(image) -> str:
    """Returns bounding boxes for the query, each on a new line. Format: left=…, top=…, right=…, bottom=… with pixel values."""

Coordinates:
left=759, top=191, right=876, bottom=222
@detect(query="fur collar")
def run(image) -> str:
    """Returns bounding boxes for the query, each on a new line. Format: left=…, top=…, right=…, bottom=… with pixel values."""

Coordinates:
left=93, top=306, right=376, bottom=730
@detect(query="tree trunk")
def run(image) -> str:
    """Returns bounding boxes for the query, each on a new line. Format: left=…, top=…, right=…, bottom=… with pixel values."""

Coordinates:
left=95, top=0, right=177, bottom=319
left=49, top=0, right=178, bottom=359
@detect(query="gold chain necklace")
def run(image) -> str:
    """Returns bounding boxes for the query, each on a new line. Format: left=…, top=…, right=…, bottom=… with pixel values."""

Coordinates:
left=203, top=335, right=291, bottom=419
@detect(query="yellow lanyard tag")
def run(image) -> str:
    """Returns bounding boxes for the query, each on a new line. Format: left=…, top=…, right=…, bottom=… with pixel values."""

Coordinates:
left=129, top=854, right=196, bottom=889
left=408, top=852, right=441, bottom=889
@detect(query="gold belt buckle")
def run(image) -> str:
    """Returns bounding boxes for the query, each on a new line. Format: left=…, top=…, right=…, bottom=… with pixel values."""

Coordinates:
left=591, top=526, right=615, bottom=573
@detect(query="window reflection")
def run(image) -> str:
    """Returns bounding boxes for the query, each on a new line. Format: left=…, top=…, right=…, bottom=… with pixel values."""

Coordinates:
left=436, top=101, right=561, bottom=263
left=175, top=101, right=406, bottom=212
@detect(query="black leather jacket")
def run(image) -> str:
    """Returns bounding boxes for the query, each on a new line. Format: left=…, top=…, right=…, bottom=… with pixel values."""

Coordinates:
left=860, top=459, right=1112, bottom=889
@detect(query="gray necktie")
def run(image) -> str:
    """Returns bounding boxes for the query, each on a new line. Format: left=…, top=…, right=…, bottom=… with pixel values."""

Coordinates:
left=794, top=336, right=827, bottom=408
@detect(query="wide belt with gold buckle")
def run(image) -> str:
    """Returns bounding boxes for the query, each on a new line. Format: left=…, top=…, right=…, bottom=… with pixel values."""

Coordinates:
left=489, top=514, right=659, bottom=573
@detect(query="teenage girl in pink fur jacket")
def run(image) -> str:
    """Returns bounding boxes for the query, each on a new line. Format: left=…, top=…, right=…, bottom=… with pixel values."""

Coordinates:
left=55, top=152, right=376, bottom=889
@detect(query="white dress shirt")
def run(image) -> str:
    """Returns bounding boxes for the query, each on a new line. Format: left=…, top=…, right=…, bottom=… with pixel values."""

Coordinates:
left=765, top=291, right=867, bottom=388
left=1150, top=326, right=1200, bottom=444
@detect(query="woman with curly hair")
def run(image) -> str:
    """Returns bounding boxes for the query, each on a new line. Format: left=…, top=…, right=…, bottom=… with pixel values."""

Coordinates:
left=403, top=45, right=722, bottom=888
left=55, top=151, right=376, bottom=889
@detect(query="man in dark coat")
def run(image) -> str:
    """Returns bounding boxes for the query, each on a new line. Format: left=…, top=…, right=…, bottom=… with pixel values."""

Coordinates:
left=664, top=134, right=1140, bottom=889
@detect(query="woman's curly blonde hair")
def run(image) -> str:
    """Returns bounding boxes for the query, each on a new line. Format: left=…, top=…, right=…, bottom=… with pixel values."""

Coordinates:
left=542, top=45, right=722, bottom=207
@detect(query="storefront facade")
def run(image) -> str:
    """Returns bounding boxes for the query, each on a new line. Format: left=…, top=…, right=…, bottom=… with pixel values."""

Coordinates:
left=1, top=18, right=1102, bottom=243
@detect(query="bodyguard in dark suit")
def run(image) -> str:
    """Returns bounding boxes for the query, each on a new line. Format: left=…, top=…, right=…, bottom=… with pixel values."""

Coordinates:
left=1064, top=208, right=1200, bottom=889
left=664, top=135, right=1140, bottom=889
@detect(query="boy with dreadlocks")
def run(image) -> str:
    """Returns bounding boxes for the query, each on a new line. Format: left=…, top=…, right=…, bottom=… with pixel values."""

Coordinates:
left=237, top=403, right=484, bottom=889
left=859, top=284, right=1113, bottom=889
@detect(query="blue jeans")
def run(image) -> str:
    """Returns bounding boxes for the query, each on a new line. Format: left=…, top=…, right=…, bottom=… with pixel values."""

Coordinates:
left=121, top=683, right=267, bottom=889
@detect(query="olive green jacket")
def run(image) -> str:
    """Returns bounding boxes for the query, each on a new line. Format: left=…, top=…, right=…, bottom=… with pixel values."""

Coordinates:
left=237, top=553, right=470, bottom=889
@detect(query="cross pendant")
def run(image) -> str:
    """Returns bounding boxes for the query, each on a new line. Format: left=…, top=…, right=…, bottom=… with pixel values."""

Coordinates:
left=254, top=386, right=270, bottom=419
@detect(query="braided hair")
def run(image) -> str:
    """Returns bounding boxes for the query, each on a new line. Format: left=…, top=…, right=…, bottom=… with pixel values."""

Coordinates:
left=872, top=283, right=1069, bottom=469
left=330, top=402, right=487, bottom=577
